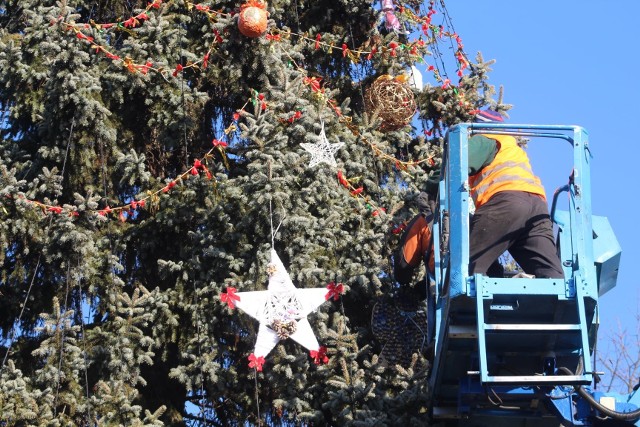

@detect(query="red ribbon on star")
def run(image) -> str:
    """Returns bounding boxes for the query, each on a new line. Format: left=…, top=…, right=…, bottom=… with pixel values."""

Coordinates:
left=325, top=282, right=344, bottom=301
left=310, top=346, right=329, bottom=365
left=248, top=353, right=265, bottom=371
left=220, top=287, right=241, bottom=309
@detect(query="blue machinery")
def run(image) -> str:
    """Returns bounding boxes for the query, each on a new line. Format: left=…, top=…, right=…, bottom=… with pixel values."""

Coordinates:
left=427, top=123, right=640, bottom=426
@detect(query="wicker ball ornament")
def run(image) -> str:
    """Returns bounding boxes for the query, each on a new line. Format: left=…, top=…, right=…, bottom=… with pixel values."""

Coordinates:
left=238, top=1, right=269, bottom=38
left=364, top=75, right=417, bottom=131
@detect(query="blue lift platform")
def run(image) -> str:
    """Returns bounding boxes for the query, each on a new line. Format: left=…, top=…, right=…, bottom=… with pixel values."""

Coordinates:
left=426, top=123, right=639, bottom=426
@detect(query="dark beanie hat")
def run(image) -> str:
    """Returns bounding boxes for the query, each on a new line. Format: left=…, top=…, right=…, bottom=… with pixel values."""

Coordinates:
left=474, top=109, right=504, bottom=123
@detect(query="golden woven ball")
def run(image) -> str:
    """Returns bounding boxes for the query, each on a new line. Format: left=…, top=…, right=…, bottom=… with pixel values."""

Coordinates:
left=364, top=75, right=416, bottom=131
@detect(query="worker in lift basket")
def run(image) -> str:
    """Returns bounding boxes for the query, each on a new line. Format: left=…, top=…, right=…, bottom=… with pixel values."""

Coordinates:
left=394, top=109, right=564, bottom=293
left=467, top=109, right=564, bottom=279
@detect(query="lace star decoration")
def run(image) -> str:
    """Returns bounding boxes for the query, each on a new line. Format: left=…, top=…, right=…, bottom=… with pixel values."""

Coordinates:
left=222, top=249, right=333, bottom=369
left=300, top=121, right=344, bottom=168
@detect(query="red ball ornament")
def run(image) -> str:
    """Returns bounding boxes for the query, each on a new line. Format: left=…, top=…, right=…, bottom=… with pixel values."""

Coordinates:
left=238, top=1, right=269, bottom=38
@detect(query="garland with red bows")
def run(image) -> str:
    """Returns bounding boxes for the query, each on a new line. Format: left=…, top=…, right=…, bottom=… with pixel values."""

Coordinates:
left=59, top=0, right=469, bottom=87
left=10, top=0, right=473, bottom=220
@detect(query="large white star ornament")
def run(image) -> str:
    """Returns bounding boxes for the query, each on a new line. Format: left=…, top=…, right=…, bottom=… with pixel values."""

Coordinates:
left=221, top=249, right=341, bottom=370
left=300, top=121, right=344, bottom=168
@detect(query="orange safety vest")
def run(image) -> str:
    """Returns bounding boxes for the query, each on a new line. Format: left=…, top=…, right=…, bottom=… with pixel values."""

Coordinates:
left=469, top=134, right=546, bottom=208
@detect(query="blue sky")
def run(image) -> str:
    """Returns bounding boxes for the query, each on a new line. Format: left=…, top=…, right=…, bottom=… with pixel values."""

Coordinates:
left=440, top=2, right=640, bottom=350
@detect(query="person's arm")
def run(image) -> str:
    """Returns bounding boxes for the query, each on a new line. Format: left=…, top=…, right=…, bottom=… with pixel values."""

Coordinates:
left=394, top=213, right=432, bottom=284
left=468, top=135, right=498, bottom=175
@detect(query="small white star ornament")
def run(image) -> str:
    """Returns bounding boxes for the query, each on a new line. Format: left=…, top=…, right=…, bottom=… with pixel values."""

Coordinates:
left=221, top=249, right=344, bottom=370
left=300, top=121, right=344, bottom=168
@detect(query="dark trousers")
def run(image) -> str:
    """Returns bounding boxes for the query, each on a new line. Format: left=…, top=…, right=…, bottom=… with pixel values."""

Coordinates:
left=469, top=191, right=565, bottom=279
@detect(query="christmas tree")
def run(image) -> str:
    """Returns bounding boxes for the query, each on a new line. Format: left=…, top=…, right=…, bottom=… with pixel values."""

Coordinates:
left=0, top=0, right=505, bottom=424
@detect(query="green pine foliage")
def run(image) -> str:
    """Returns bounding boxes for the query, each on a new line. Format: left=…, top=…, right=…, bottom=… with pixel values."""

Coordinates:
left=0, top=0, right=505, bottom=425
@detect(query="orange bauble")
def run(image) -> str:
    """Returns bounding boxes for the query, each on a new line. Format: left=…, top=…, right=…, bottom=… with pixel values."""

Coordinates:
left=238, top=4, right=269, bottom=38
